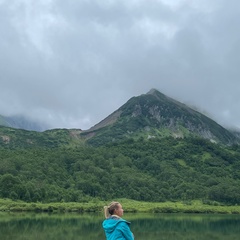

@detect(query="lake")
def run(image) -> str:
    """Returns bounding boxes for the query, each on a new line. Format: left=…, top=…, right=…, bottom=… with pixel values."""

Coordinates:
left=0, top=212, right=240, bottom=240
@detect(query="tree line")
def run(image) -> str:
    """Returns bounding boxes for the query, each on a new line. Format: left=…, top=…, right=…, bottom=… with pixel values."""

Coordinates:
left=1, top=136, right=240, bottom=204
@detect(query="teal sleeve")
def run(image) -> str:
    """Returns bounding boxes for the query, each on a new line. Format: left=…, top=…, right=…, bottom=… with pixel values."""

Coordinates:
left=118, top=221, right=134, bottom=240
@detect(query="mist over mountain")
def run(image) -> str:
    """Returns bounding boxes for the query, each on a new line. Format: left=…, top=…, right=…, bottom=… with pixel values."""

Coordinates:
left=0, top=114, right=49, bottom=132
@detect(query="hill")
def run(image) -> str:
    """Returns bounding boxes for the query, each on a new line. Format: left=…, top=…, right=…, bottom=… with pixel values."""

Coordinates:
left=0, top=135, right=240, bottom=204
left=1, top=89, right=240, bottom=205
left=0, top=126, right=83, bottom=148
left=82, top=89, right=238, bottom=146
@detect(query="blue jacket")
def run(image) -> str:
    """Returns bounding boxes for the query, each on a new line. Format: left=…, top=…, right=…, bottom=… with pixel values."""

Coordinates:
left=102, top=215, right=134, bottom=240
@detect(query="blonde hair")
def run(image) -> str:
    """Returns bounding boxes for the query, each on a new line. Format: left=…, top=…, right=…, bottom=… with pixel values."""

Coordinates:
left=104, top=201, right=120, bottom=219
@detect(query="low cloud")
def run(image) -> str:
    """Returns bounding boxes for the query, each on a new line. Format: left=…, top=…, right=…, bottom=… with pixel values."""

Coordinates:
left=1, top=0, right=240, bottom=130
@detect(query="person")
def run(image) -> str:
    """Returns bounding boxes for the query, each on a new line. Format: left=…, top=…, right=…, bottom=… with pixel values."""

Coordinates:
left=102, top=201, right=134, bottom=240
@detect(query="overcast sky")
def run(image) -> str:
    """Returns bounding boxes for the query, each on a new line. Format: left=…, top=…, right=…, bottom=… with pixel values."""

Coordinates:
left=1, top=0, right=240, bottom=130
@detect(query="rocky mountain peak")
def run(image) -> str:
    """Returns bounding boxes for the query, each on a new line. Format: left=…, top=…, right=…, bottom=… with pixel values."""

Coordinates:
left=83, top=89, right=238, bottom=146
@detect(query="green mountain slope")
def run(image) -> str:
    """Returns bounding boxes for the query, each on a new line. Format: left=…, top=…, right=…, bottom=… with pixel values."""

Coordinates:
left=82, top=89, right=237, bottom=146
left=0, top=126, right=84, bottom=148
left=0, top=136, right=240, bottom=204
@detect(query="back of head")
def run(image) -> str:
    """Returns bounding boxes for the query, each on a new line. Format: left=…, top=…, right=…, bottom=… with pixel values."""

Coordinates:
left=104, top=201, right=120, bottom=219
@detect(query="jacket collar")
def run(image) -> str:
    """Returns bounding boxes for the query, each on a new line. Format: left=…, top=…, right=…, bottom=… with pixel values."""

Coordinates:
left=109, top=215, right=121, bottom=219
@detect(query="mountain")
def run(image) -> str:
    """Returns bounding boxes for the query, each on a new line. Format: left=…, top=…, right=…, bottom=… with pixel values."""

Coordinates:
left=1, top=89, right=240, bottom=205
left=82, top=89, right=238, bottom=146
left=0, top=89, right=238, bottom=146
left=0, top=114, right=48, bottom=132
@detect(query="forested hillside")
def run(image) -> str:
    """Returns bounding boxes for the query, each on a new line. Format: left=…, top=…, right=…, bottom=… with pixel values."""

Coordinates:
left=1, top=89, right=240, bottom=206
left=1, top=135, right=240, bottom=204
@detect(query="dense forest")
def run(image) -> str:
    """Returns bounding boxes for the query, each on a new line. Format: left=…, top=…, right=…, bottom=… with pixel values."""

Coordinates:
left=1, top=135, right=240, bottom=205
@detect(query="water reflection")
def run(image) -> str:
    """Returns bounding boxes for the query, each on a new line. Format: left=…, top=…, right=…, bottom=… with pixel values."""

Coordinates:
left=130, top=213, right=240, bottom=240
left=0, top=212, right=240, bottom=240
left=0, top=212, right=104, bottom=240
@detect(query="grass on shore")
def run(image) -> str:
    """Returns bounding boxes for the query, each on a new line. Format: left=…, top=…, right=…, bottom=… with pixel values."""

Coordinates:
left=0, top=198, right=240, bottom=214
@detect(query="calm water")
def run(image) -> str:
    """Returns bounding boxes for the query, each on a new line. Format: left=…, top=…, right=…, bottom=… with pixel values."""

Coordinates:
left=0, top=212, right=240, bottom=240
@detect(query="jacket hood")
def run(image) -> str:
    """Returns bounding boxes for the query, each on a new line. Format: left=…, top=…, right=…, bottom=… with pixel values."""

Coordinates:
left=102, top=216, right=130, bottom=234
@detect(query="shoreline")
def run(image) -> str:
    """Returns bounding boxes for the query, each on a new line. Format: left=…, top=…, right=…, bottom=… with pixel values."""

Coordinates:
left=0, top=198, right=239, bottom=214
